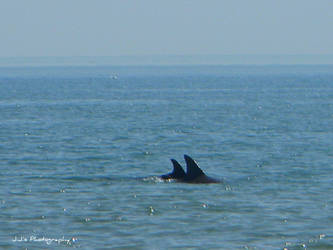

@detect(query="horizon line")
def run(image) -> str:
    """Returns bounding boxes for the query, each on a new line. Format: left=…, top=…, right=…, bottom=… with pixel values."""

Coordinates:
left=1, top=54, right=333, bottom=67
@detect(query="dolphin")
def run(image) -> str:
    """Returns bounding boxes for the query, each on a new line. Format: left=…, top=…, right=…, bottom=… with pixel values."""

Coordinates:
left=160, top=159, right=186, bottom=180
left=183, top=155, right=220, bottom=183
left=161, top=155, right=220, bottom=184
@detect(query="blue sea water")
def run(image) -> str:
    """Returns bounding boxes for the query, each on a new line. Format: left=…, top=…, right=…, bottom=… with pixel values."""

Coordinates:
left=1, top=65, right=333, bottom=249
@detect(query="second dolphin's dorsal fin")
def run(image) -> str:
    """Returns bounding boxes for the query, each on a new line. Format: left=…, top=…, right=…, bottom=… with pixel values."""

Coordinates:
left=184, top=154, right=205, bottom=179
left=170, top=159, right=186, bottom=178
left=160, top=159, right=186, bottom=180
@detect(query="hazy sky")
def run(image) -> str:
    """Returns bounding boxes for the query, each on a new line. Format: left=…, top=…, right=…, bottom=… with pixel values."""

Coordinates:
left=1, top=0, right=333, bottom=57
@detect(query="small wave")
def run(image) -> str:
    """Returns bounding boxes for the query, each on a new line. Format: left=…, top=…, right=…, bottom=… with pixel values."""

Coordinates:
left=142, top=176, right=170, bottom=183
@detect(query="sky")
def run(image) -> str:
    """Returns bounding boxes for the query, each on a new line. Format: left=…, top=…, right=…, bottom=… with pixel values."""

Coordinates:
left=1, top=0, right=333, bottom=58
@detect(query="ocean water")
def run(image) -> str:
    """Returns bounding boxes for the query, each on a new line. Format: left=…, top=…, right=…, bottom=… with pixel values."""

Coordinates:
left=1, top=65, right=333, bottom=249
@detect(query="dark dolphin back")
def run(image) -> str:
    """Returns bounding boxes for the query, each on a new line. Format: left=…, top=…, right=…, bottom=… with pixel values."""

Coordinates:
left=160, top=159, right=186, bottom=180
left=184, top=154, right=205, bottom=180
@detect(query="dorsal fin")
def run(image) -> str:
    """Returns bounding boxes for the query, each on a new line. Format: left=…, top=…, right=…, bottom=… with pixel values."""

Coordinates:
left=160, top=159, right=186, bottom=180
left=170, top=159, right=186, bottom=178
left=184, top=155, right=205, bottom=179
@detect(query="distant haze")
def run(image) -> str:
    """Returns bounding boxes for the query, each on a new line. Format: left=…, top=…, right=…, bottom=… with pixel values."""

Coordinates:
left=1, top=0, right=333, bottom=63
